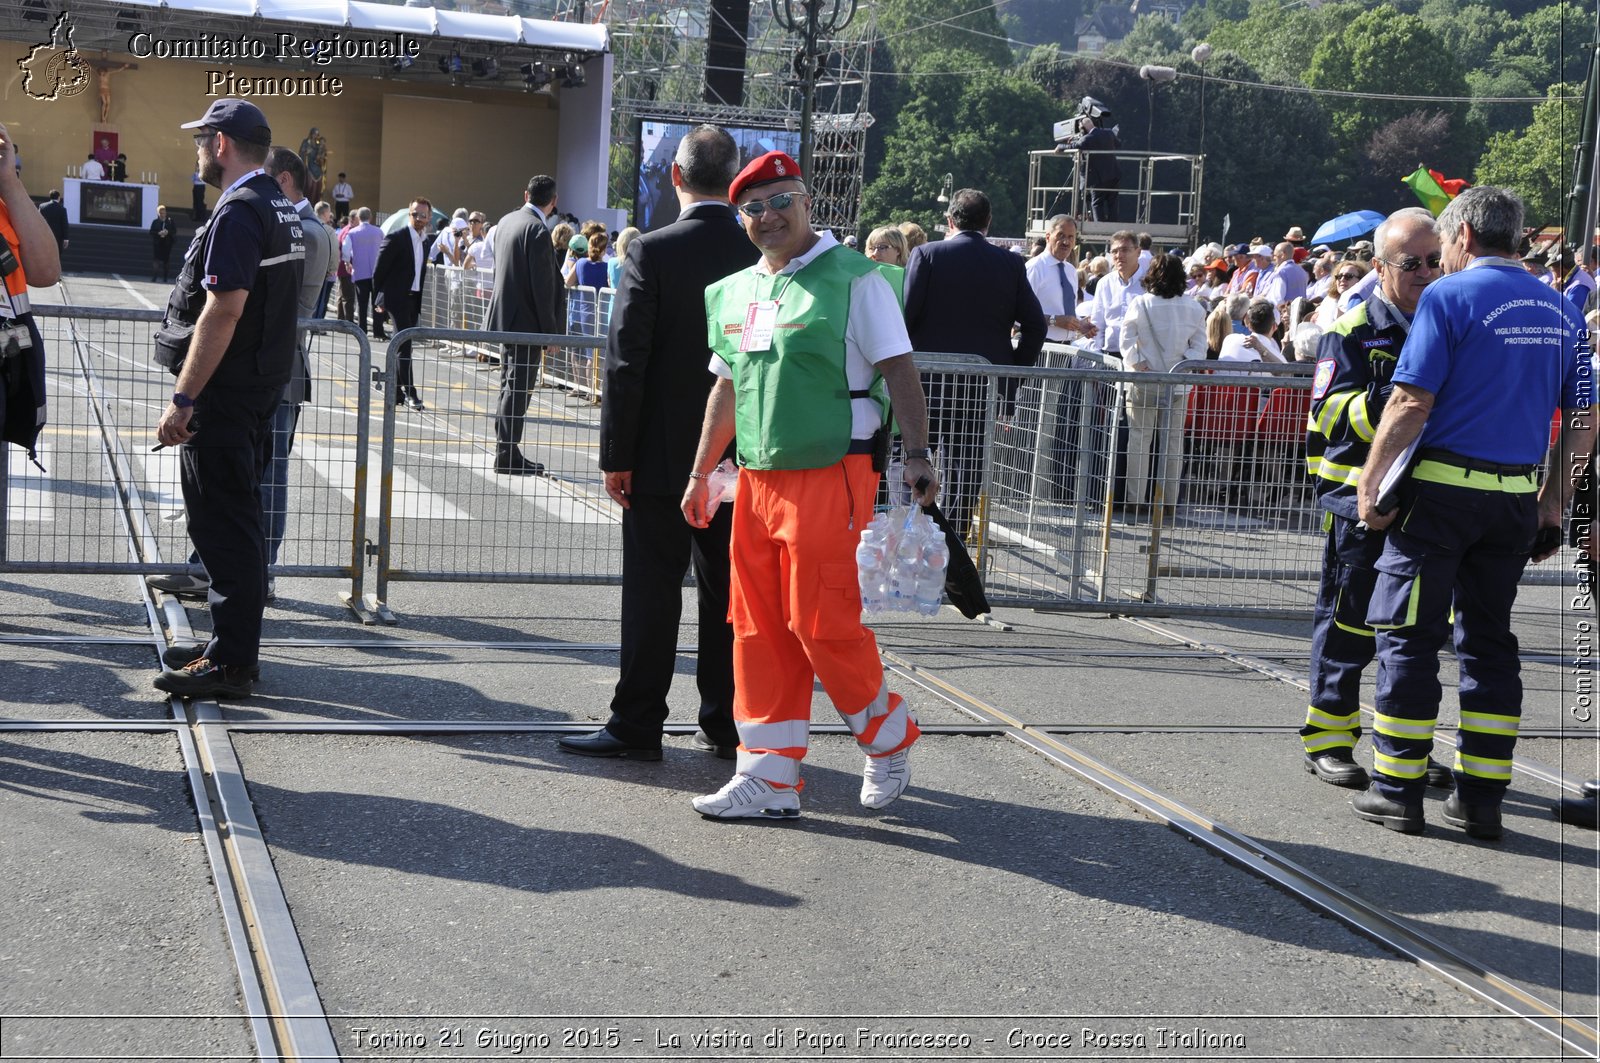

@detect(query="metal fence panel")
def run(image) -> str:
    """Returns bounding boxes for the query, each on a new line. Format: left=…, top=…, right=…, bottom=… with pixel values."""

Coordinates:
left=1, top=308, right=370, bottom=605
left=372, top=327, right=613, bottom=607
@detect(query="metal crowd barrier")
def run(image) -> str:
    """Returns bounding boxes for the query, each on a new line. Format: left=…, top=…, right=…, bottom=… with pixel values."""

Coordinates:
left=1, top=307, right=375, bottom=613
left=6, top=308, right=1580, bottom=624
left=368, top=326, right=609, bottom=620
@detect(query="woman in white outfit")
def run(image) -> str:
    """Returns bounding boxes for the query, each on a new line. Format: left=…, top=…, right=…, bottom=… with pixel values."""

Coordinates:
left=1121, top=253, right=1208, bottom=513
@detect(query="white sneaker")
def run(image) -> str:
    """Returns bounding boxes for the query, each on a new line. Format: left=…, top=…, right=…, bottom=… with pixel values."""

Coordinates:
left=692, top=774, right=801, bottom=819
left=861, top=749, right=911, bottom=809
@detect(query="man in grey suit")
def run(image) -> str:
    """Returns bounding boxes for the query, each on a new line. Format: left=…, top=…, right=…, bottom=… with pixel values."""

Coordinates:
left=486, top=174, right=560, bottom=475
left=560, top=125, right=757, bottom=761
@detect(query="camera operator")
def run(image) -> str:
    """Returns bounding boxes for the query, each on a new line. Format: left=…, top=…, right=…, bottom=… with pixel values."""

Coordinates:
left=0, top=120, right=61, bottom=469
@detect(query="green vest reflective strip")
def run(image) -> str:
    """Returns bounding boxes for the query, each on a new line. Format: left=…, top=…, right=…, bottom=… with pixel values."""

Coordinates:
left=707, top=245, right=885, bottom=471
left=1412, top=459, right=1538, bottom=493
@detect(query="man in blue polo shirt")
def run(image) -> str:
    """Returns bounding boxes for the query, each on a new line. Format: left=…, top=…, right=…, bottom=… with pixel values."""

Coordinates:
left=1354, top=186, right=1593, bottom=840
left=150, top=99, right=305, bottom=699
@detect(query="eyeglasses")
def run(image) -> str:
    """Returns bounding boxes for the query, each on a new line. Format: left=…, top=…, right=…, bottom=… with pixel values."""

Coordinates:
left=737, top=191, right=804, bottom=218
left=1382, top=252, right=1442, bottom=273
left=192, top=131, right=216, bottom=146
left=867, top=244, right=892, bottom=253
left=1335, top=271, right=1361, bottom=281
left=410, top=211, right=430, bottom=219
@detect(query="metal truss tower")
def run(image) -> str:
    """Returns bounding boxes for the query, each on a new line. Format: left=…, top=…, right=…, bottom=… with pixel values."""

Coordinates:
left=575, top=0, right=875, bottom=235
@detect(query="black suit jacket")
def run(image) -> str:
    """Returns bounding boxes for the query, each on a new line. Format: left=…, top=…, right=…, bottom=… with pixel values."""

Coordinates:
left=39, top=199, right=68, bottom=250
left=599, top=201, right=758, bottom=493
left=486, top=204, right=558, bottom=337
left=371, top=225, right=431, bottom=312
left=903, top=230, right=1046, bottom=367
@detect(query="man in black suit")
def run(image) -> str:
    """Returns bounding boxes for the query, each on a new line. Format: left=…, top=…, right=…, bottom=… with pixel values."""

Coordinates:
left=559, top=125, right=756, bottom=762
left=903, top=188, right=1046, bottom=534
left=38, top=189, right=68, bottom=256
left=486, top=175, right=560, bottom=475
left=371, top=196, right=432, bottom=410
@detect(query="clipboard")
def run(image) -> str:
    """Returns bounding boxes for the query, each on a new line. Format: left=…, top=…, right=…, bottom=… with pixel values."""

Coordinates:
left=1374, top=431, right=1423, bottom=516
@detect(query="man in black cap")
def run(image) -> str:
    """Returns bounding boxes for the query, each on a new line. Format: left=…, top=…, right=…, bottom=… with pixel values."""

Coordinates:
left=149, top=99, right=305, bottom=698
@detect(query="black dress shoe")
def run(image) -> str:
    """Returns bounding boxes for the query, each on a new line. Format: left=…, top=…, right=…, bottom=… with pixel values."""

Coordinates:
left=373, top=331, right=389, bottom=340
left=1352, top=787, right=1424, bottom=834
left=153, top=658, right=254, bottom=699
left=1442, top=793, right=1503, bottom=840
left=1425, top=757, right=1453, bottom=788
left=494, top=451, right=545, bottom=476
left=1304, top=749, right=1370, bottom=788
left=162, top=643, right=261, bottom=680
left=1553, top=786, right=1599, bottom=829
left=557, top=728, right=662, bottom=761
left=690, top=730, right=737, bottom=760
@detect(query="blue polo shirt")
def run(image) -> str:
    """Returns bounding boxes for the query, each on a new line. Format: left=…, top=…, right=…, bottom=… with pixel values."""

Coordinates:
left=200, top=169, right=271, bottom=294
left=1395, top=258, right=1591, bottom=464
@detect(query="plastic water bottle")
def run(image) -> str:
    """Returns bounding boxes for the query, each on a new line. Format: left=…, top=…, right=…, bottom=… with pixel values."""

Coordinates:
left=703, top=459, right=739, bottom=518
left=890, top=514, right=925, bottom=608
left=856, top=527, right=887, bottom=613
left=914, top=536, right=949, bottom=615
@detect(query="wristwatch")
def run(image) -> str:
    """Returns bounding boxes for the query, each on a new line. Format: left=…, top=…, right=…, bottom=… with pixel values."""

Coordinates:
left=905, top=448, right=933, bottom=461
left=172, top=392, right=195, bottom=409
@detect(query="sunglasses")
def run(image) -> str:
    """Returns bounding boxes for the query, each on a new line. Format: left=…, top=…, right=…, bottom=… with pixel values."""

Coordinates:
left=1335, top=272, right=1361, bottom=281
left=410, top=211, right=430, bottom=219
left=737, top=191, right=804, bottom=218
left=192, top=131, right=216, bottom=146
left=1383, top=253, right=1442, bottom=273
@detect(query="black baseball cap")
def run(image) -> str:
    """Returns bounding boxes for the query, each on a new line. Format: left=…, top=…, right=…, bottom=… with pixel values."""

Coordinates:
left=181, top=99, right=272, bottom=146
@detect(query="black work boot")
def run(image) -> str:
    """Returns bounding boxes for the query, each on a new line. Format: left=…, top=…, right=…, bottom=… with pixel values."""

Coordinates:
left=1352, top=787, right=1424, bottom=834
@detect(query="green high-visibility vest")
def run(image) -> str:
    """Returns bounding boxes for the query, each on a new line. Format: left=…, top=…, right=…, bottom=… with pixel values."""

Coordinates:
left=706, top=244, right=889, bottom=471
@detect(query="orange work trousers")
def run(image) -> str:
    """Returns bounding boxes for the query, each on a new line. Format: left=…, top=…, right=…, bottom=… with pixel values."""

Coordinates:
left=729, top=455, right=920, bottom=788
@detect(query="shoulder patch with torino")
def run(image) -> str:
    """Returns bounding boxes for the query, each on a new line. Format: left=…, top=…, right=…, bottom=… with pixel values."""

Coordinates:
left=1312, top=357, right=1336, bottom=400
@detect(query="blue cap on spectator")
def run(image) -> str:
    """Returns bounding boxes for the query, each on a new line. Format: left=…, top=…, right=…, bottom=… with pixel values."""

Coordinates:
left=1225, top=243, right=1249, bottom=256
left=180, top=99, right=272, bottom=146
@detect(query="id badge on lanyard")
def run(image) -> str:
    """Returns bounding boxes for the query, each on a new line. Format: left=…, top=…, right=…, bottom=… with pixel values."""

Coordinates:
left=740, top=299, right=780, bottom=353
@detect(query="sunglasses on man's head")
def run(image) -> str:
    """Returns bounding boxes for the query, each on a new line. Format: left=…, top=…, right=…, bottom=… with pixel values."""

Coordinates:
left=737, top=191, right=803, bottom=218
left=1383, top=252, right=1442, bottom=273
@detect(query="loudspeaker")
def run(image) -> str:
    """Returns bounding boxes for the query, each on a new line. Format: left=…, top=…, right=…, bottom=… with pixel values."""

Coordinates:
left=703, top=0, right=750, bottom=105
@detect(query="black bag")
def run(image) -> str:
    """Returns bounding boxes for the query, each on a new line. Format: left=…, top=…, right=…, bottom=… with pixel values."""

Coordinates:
left=920, top=501, right=991, bottom=619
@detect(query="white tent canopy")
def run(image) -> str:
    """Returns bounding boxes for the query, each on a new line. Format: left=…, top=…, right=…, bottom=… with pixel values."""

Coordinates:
left=122, top=0, right=607, bottom=53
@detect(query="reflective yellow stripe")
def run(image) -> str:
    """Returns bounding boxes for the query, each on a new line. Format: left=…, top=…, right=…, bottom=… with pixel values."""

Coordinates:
left=1305, top=454, right=1322, bottom=476
left=1412, top=459, right=1538, bottom=494
left=1374, top=751, right=1429, bottom=778
left=1458, top=711, right=1520, bottom=737
left=1347, top=393, right=1375, bottom=442
left=1303, top=732, right=1356, bottom=753
left=1314, top=458, right=1363, bottom=488
left=1333, top=618, right=1375, bottom=637
left=1305, top=706, right=1360, bottom=731
left=1314, top=391, right=1355, bottom=436
left=1456, top=753, right=1514, bottom=782
left=1374, top=712, right=1436, bottom=739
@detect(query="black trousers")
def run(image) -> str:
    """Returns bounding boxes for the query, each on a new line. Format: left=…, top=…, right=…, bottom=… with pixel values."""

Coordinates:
left=1088, top=188, right=1119, bottom=223
left=606, top=493, right=736, bottom=748
left=387, top=290, right=422, bottom=394
left=353, top=278, right=373, bottom=334
left=180, top=385, right=279, bottom=668
left=495, top=344, right=540, bottom=451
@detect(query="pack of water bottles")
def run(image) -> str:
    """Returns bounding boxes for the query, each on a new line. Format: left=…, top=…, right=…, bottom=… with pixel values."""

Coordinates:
left=856, top=506, right=949, bottom=616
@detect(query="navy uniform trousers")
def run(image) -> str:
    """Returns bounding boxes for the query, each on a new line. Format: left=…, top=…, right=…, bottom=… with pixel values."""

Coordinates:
left=180, top=385, right=280, bottom=669
left=1302, top=513, right=1386, bottom=755
left=1366, top=460, right=1536, bottom=803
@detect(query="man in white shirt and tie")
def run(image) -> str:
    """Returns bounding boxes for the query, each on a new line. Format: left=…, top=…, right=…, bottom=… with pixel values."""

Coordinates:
left=1024, top=214, right=1097, bottom=346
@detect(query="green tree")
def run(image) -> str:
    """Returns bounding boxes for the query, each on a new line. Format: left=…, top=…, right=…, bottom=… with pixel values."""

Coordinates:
left=1202, top=0, right=1348, bottom=87
left=1476, top=82, right=1583, bottom=224
left=860, top=48, right=1054, bottom=233
left=1307, top=5, right=1471, bottom=153
left=1105, top=13, right=1187, bottom=62
left=999, top=0, right=1084, bottom=50
left=873, top=0, right=1015, bottom=68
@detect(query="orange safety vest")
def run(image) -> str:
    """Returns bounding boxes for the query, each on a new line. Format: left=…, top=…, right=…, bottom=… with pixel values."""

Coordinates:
left=0, top=200, right=30, bottom=309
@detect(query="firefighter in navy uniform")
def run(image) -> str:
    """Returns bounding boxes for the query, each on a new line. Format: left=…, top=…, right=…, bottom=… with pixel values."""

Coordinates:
left=1355, top=187, right=1593, bottom=840
left=150, top=100, right=305, bottom=699
left=1301, top=208, right=1452, bottom=790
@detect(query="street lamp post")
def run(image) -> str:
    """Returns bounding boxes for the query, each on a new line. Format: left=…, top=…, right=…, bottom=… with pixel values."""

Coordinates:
left=771, top=0, right=858, bottom=179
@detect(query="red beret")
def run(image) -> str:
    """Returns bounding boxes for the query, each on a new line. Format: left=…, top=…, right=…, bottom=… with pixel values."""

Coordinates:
left=729, top=150, right=804, bottom=204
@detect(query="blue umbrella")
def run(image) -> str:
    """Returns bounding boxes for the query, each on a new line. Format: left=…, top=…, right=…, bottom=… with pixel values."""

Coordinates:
left=1311, top=210, right=1386, bottom=245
